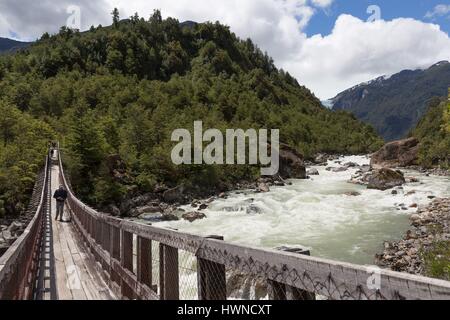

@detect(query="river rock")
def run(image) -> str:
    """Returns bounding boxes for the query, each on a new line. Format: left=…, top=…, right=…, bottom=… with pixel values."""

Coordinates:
left=344, top=191, right=361, bottom=196
left=376, top=198, right=450, bottom=276
left=257, top=183, right=270, bottom=193
left=367, top=168, right=406, bottom=191
left=162, top=213, right=180, bottom=221
left=277, top=144, right=306, bottom=179
left=348, top=172, right=372, bottom=186
left=182, top=211, right=206, bottom=223
left=371, top=137, right=420, bottom=168
left=138, top=205, right=162, bottom=214
left=7, top=221, right=24, bottom=234
left=163, top=185, right=185, bottom=203
left=332, top=167, right=348, bottom=173
left=120, top=193, right=159, bottom=214
left=307, top=168, right=319, bottom=176
left=246, top=204, right=262, bottom=215
left=1, top=230, right=16, bottom=244
left=139, top=212, right=164, bottom=222
left=105, top=204, right=121, bottom=217
left=314, top=153, right=333, bottom=164
left=344, top=162, right=359, bottom=168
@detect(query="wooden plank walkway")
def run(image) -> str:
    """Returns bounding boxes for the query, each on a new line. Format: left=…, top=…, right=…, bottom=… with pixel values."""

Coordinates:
left=35, top=158, right=115, bottom=300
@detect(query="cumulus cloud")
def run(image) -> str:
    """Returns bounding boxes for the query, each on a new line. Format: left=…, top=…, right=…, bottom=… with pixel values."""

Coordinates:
left=284, top=15, right=450, bottom=98
left=311, top=0, right=334, bottom=8
left=0, top=0, right=111, bottom=41
left=425, top=4, right=450, bottom=19
left=0, top=0, right=449, bottom=99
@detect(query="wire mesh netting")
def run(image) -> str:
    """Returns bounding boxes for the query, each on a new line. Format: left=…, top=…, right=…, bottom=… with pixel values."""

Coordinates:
left=124, top=235, right=390, bottom=300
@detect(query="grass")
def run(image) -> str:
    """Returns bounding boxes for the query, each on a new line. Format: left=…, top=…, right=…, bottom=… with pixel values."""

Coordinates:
left=422, top=241, right=450, bottom=281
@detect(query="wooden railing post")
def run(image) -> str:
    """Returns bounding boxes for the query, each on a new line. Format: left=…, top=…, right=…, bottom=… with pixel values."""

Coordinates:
left=109, top=226, right=121, bottom=293
left=121, top=230, right=134, bottom=299
left=137, top=237, right=152, bottom=291
left=197, top=235, right=227, bottom=300
left=159, top=243, right=179, bottom=300
left=268, top=247, right=316, bottom=300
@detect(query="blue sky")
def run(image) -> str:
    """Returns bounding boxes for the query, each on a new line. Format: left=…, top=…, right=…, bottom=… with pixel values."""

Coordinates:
left=306, top=0, right=450, bottom=36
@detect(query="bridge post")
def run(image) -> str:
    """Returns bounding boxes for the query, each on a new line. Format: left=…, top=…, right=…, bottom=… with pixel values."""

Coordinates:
left=121, top=230, right=135, bottom=299
left=110, top=226, right=121, bottom=294
left=197, top=235, right=227, bottom=300
left=267, top=248, right=316, bottom=300
left=101, top=221, right=110, bottom=272
left=159, top=244, right=179, bottom=300
left=137, top=237, right=152, bottom=292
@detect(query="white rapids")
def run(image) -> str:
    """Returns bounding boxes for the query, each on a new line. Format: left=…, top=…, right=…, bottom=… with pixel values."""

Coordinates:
left=158, top=156, right=450, bottom=265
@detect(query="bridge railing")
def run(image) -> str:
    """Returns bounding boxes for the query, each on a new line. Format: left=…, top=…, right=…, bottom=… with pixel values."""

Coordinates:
left=0, top=153, right=50, bottom=300
left=58, top=149, right=450, bottom=300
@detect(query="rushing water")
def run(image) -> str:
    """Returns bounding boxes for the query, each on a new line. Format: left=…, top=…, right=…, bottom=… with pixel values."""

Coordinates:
left=158, top=156, right=450, bottom=265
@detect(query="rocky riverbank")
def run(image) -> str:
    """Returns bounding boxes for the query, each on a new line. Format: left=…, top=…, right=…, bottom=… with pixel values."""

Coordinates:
left=375, top=198, right=450, bottom=277
left=0, top=219, right=27, bottom=256
left=105, top=144, right=311, bottom=223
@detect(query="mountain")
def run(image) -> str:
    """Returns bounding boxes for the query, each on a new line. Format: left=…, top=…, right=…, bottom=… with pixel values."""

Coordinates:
left=0, top=11, right=382, bottom=210
left=0, top=37, right=31, bottom=53
left=331, top=61, right=450, bottom=141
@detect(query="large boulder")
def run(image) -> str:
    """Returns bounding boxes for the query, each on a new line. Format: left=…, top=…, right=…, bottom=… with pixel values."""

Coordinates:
left=277, top=144, right=306, bottom=179
left=163, top=185, right=186, bottom=203
left=182, top=211, right=206, bottom=222
left=367, top=168, right=406, bottom=190
left=307, top=168, right=319, bottom=176
left=120, top=193, right=159, bottom=214
left=371, top=138, right=419, bottom=168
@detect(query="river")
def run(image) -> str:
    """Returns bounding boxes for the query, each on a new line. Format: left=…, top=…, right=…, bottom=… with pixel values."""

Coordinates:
left=158, top=156, right=450, bottom=265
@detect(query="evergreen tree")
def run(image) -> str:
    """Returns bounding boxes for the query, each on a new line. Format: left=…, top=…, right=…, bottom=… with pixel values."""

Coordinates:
left=112, top=8, right=120, bottom=27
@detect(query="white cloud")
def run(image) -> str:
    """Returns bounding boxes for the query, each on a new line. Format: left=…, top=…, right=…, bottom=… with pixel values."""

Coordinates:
left=0, top=0, right=449, bottom=100
left=425, top=4, right=450, bottom=19
left=283, top=15, right=450, bottom=99
left=311, top=0, right=333, bottom=8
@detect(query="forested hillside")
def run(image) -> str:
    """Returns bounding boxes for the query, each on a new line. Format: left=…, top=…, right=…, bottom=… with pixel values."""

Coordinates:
left=0, top=10, right=382, bottom=213
left=0, top=37, right=31, bottom=54
left=412, top=92, right=450, bottom=168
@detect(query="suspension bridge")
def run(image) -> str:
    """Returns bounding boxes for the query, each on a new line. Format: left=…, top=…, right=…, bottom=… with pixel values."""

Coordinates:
left=0, top=148, right=450, bottom=300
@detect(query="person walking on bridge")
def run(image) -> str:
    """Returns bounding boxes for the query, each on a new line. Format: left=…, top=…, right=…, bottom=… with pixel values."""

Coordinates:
left=54, top=185, right=68, bottom=222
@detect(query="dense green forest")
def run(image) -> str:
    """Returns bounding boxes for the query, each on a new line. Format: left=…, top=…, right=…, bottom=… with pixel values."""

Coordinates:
left=412, top=92, right=450, bottom=168
left=0, top=101, right=54, bottom=218
left=0, top=10, right=382, bottom=214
